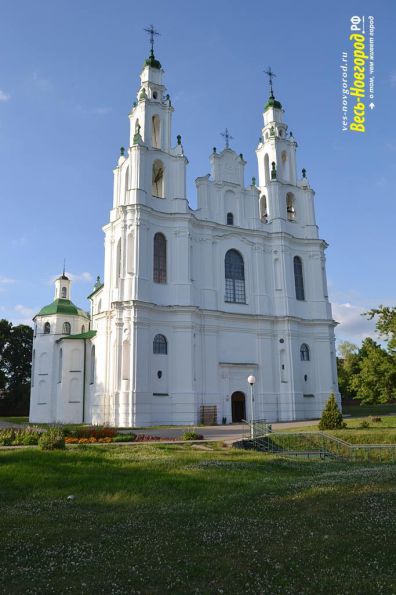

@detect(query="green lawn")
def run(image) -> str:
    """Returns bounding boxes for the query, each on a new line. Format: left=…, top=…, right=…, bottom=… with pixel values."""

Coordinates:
left=0, top=416, right=29, bottom=424
left=0, top=444, right=395, bottom=594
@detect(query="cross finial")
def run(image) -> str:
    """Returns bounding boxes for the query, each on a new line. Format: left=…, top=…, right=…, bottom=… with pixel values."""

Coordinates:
left=62, top=258, right=66, bottom=276
left=221, top=128, right=234, bottom=149
left=264, top=66, right=276, bottom=97
left=144, top=24, right=160, bottom=56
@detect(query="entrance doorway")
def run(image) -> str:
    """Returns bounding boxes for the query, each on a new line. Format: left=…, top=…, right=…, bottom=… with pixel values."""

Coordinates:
left=231, top=391, right=246, bottom=422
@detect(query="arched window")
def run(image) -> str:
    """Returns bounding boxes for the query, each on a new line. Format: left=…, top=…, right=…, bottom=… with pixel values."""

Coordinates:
left=227, top=212, right=234, bottom=225
left=61, top=287, right=67, bottom=298
left=116, top=238, right=122, bottom=282
left=152, top=115, right=161, bottom=149
left=125, top=165, right=129, bottom=193
left=90, top=345, right=95, bottom=384
left=58, top=348, right=63, bottom=383
left=153, top=233, right=167, bottom=283
left=264, top=154, right=270, bottom=185
left=260, top=195, right=268, bottom=222
left=300, top=344, right=310, bottom=361
left=294, top=256, right=305, bottom=301
left=152, top=160, right=164, bottom=198
left=153, top=334, right=167, bottom=354
left=44, top=322, right=51, bottom=334
left=81, top=325, right=85, bottom=334
left=287, top=193, right=296, bottom=221
left=225, top=249, right=246, bottom=304
left=97, top=299, right=102, bottom=314
left=281, top=151, right=288, bottom=181
left=63, top=321, right=71, bottom=335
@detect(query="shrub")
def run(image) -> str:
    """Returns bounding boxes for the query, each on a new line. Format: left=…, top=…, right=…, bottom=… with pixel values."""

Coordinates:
left=38, top=427, right=65, bottom=450
left=181, top=431, right=204, bottom=441
left=319, top=393, right=346, bottom=430
left=0, top=429, right=16, bottom=446
left=73, top=425, right=116, bottom=439
left=113, top=434, right=136, bottom=443
left=359, top=420, right=370, bottom=429
left=371, top=416, right=382, bottom=423
left=13, top=428, right=41, bottom=446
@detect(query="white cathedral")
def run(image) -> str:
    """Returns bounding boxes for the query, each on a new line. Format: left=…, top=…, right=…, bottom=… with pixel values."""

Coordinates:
left=29, top=42, right=340, bottom=427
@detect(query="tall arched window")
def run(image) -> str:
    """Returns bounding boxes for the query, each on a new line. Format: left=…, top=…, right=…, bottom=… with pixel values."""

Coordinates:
left=264, top=154, right=270, bottom=185
left=116, top=238, right=122, bottom=282
left=225, top=249, right=246, bottom=304
left=300, top=344, right=310, bottom=361
left=153, top=233, right=167, bottom=283
left=294, top=256, right=305, bottom=301
left=152, top=160, right=164, bottom=198
left=81, top=325, right=85, bottom=334
left=287, top=193, right=296, bottom=221
left=90, top=345, right=95, bottom=384
left=61, top=287, right=67, bottom=298
left=227, top=212, right=234, bottom=225
left=63, top=321, right=71, bottom=335
left=260, top=195, right=268, bottom=222
left=153, top=334, right=167, bottom=354
left=44, top=322, right=51, bottom=334
left=152, top=115, right=161, bottom=148
left=58, top=348, right=63, bottom=383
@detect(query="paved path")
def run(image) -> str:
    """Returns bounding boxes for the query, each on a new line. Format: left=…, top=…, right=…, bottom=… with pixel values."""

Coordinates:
left=132, top=419, right=320, bottom=442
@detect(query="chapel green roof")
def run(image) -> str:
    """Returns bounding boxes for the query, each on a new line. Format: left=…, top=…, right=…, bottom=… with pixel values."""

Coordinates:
left=264, top=94, right=282, bottom=111
left=37, top=299, right=89, bottom=319
left=57, top=330, right=97, bottom=342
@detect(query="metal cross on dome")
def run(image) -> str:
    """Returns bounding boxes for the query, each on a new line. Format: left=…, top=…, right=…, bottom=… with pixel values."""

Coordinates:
left=264, top=66, right=276, bottom=96
left=221, top=128, right=234, bottom=149
left=144, top=24, right=160, bottom=54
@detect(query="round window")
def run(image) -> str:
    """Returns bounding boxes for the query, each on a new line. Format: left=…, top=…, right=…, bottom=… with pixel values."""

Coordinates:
left=153, top=91, right=158, bottom=99
left=157, top=370, right=162, bottom=379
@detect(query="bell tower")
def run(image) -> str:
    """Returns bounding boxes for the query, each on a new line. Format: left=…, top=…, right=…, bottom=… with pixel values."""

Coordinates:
left=255, top=68, right=317, bottom=236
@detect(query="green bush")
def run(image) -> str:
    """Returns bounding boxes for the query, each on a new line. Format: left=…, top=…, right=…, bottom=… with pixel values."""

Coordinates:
left=181, top=431, right=204, bottom=441
left=38, top=427, right=65, bottom=450
left=319, top=393, right=346, bottom=430
left=0, top=429, right=16, bottom=446
left=113, top=434, right=136, bottom=443
left=359, top=420, right=370, bottom=429
left=12, top=427, right=41, bottom=446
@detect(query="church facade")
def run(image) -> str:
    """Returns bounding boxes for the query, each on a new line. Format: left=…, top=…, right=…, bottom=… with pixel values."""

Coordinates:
left=29, top=46, right=340, bottom=427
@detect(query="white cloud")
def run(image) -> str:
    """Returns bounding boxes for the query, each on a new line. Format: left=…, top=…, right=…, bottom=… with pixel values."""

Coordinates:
left=0, top=89, right=10, bottom=102
left=14, top=304, right=36, bottom=318
left=389, top=71, right=396, bottom=87
left=0, top=276, right=15, bottom=292
left=333, top=302, right=377, bottom=345
left=32, top=72, right=53, bottom=92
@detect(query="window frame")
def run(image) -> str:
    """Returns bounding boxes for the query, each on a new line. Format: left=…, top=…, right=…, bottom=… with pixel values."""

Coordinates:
left=153, top=334, right=168, bottom=355
left=224, top=249, right=246, bottom=304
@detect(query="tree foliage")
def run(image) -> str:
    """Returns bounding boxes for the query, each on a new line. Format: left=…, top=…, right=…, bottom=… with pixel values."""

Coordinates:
left=349, top=338, right=396, bottom=404
left=319, top=393, right=345, bottom=430
left=0, top=320, right=33, bottom=415
left=365, top=306, right=396, bottom=354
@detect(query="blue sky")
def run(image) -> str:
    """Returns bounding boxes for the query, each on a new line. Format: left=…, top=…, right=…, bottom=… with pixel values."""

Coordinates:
left=0, top=0, right=395, bottom=346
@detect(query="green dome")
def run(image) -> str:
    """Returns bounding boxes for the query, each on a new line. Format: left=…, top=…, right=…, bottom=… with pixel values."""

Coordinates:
left=144, top=50, right=161, bottom=70
left=37, top=299, right=89, bottom=319
left=264, top=94, right=282, bottom=111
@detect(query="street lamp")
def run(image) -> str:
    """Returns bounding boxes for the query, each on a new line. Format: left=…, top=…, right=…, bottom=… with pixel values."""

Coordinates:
left=247, top=375, right=256, bottom=439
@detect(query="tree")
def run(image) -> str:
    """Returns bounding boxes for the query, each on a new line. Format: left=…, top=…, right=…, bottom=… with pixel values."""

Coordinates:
left=337, top=341, right=360, bottom=400
left=349, top=338, right=396, bottom=404
left=319, top=393, right=345, bottom=430
left=365, top=306, right=396, bottom=354
left=0, top=320, right=33, bottom=415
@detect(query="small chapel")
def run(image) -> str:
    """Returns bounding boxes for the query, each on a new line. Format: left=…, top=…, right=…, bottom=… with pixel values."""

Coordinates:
left=29, top=34, right=340, bottom=427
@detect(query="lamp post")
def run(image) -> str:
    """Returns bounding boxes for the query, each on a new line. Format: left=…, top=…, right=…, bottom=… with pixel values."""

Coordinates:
left=247, top=375, right=256, bottom=439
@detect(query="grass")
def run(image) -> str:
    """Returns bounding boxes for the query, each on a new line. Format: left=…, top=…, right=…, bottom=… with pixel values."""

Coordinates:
left=0, top=416, right=29, bottom=424
left=0, top=444, right=395, bottom=594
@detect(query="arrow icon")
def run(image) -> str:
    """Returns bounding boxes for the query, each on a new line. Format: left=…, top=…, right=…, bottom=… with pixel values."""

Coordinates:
left=369, top=103, right=375, bottom=109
